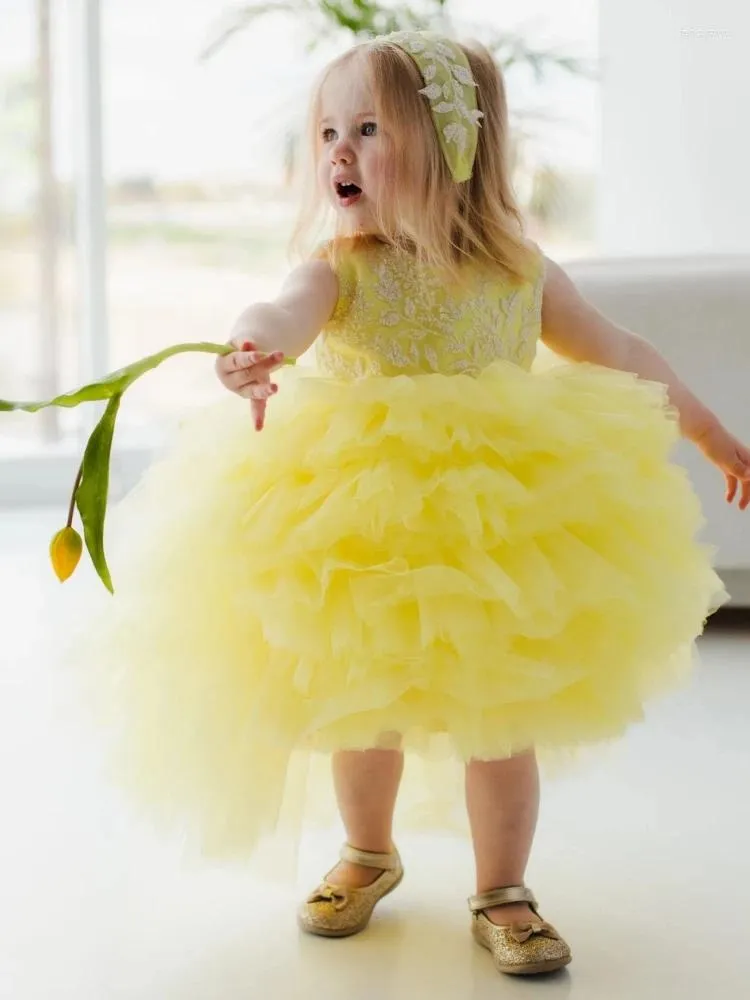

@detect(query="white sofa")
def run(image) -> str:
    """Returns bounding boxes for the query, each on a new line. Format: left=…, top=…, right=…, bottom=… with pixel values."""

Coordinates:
left=564, top=254, right=750, bottom=606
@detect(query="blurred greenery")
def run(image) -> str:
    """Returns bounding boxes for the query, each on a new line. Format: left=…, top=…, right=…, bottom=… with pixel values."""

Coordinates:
left=201, top=0, right=594, bottom=81
left=0, top=220, right=290, bottom=316
left=108, top=223, right=285, bottom=259
left=201, top=0, right=597, bottom=228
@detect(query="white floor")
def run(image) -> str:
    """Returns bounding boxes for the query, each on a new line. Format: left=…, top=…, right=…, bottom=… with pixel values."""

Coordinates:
left=1, top=507, right=749, bottom=1000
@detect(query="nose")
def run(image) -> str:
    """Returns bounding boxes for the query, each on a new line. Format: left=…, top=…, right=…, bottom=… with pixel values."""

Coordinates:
left=330, top=137, right=354, bottom=165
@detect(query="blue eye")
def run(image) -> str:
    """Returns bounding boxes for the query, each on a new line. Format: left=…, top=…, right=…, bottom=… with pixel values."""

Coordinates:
left=361, top=121, right=378, bottom=137
left=321, top=127, right=337, bottom=143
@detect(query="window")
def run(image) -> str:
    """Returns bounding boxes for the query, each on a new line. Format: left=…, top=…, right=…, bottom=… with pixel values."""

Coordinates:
left=103, top=1, right=302, bottom=434
left=1, top=0, right=598, bottom=465
left=456, top=0, right=599, bottom=260
left=0, top=0, right=78, bottom=455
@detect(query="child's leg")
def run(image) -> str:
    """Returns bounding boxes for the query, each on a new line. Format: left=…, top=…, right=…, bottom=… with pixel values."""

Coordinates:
left=326, top=747, right=404, bottom=887
left=465, top=751, right=540, bottom=924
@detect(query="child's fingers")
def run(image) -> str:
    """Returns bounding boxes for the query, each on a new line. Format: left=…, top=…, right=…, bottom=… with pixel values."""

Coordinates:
left=221, top=351, right=284, bottom=376
left=219, top=337, right=247, bottom=355
left=724, top=472, right=750, bottom=510
left=247, top=383, right=278, bottom=400
left=223, top=370, right=260, bottom=393
left=235, top=372, right=279, bottom=400
left=726, top=474, right=738, bottom=504
left=216, top=338, right=283, bottom=414
left=247, top=352, right=285, bottom=373
left=251, top=397, right=267, bottom=432
left=221, top=351, right=252, bottom=373
left=242, top=350, right=280, bottom=366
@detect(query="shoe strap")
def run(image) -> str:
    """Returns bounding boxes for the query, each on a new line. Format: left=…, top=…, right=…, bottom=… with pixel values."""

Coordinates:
left=467, top=886, right=538, bottom=914
left=339, top=843, right=400, bottom=871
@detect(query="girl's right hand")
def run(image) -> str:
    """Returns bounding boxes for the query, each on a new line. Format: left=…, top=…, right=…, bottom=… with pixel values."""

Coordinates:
left=214, top=338, right=285, bottom=431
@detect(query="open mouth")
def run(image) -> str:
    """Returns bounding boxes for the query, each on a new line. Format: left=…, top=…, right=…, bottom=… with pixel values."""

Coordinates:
left=334, top=181, right=362, bottom=207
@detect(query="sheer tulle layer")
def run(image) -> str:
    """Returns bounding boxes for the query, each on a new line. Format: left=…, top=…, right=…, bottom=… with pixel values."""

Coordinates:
left=73, top=362, right=724, bottom=856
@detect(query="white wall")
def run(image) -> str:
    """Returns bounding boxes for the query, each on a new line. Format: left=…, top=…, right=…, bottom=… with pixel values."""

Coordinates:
left=598, top=1, right=750, bottom=255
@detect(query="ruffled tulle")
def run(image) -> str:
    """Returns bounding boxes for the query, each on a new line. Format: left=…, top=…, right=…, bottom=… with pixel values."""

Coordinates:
left=71, top=360, right=725, bottom=857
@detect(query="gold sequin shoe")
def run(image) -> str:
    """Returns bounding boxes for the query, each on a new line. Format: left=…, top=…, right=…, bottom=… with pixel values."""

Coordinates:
left=298, top=844, right=404, bottom=938
left=469, top=886, right=572, bottom=976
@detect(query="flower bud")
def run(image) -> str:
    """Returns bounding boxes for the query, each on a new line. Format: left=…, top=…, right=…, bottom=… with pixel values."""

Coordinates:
left=50, top=526, right=83, bottom=583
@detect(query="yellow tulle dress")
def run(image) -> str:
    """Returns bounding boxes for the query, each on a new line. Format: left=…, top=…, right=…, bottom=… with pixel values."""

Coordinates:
left=76, top=238, right=725, bottom=858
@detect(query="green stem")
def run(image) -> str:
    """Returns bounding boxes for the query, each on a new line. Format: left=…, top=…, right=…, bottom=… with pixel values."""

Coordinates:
left=67, top=461, right=84, bottom=529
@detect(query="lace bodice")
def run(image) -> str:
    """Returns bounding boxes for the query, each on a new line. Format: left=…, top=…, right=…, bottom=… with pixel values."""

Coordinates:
left=315, top=239, right=545, bottom=379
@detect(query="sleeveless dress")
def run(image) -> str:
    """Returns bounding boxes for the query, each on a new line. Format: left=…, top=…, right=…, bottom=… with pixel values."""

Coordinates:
left=74, top=238, right=724, bottom=858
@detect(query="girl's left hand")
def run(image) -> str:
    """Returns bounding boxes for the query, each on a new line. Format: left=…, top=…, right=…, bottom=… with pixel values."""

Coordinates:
left=696, top=424, right=750, bottom=510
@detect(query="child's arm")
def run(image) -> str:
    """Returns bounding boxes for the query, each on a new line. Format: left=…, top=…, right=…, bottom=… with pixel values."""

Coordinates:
left=216, top=259, right=338, bottom=430
left=540, top=256, right=750, bottom=509
left=227, top=259, right=339, bottom=359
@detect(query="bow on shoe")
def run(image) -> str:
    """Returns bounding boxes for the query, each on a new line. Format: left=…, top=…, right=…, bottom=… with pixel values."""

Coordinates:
left=307, top=884, right=350, bottom=911
left=508, top=921, right=561, bottom=944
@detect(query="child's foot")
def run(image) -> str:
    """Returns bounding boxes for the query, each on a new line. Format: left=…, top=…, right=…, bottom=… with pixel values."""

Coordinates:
left=483, top=902, right=538, bottom=926
left=298, top=845, right=403, bottom=938
left=469, top=888, right=573, bottom=975
left=324, top=858, right=387, bottom=888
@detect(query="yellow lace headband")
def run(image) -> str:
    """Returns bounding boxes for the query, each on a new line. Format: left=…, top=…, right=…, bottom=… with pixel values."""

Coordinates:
left=381, top=31, right=484, bottom=184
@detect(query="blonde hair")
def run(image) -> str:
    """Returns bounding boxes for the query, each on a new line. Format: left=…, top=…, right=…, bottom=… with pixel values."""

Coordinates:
left=292, top=38, right=538, bottom=284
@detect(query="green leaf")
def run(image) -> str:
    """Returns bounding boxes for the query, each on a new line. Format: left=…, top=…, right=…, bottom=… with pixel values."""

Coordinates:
left=1, top=339, right=296, bottom=591
left=0, top=341, right=296, bottom=414
left=75, top=393, right=122, bottom=594
left=0, top=342, right=233, bottom=412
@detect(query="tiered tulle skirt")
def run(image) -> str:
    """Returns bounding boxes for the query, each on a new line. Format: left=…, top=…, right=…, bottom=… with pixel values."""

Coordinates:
left=73, top=360, right=725, bottom=856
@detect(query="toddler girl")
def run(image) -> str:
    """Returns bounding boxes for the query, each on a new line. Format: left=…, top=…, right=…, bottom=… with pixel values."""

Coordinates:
left=86, top=32, right=748, bottom=976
